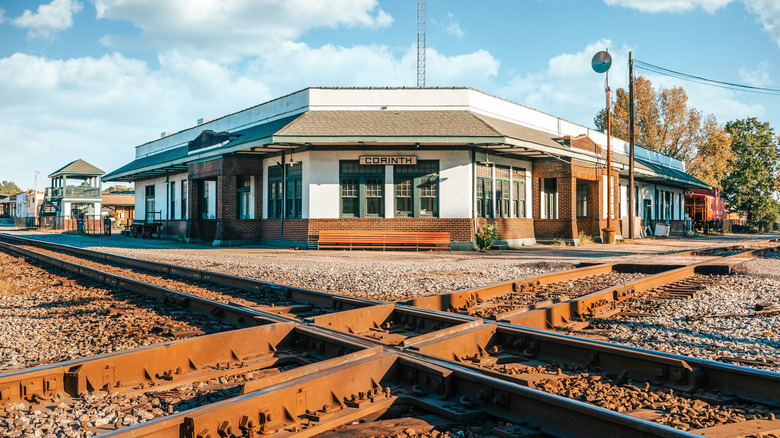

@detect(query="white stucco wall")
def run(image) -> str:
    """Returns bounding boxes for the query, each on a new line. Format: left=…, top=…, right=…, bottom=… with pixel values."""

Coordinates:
left=134, top=173, right=188, bottom=221
left=630, top=181, right=686, bottom=222
left=266, top=149, right=533, bottom=220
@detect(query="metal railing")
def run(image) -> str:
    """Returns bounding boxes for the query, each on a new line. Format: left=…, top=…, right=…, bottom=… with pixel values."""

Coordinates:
left=45, top=186, right=102, bottom=199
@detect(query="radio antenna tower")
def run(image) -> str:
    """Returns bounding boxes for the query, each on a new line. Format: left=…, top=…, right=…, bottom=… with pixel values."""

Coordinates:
left=417, top=0, right=426, bottom=87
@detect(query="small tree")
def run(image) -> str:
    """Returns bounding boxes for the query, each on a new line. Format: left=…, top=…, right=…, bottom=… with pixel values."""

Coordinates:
left=475, top=223, right=499, bottom=250
left=0, top=181, right=21, bottom=195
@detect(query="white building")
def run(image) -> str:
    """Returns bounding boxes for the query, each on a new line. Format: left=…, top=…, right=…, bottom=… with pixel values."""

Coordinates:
left=104, top=87, right=708, bottom=248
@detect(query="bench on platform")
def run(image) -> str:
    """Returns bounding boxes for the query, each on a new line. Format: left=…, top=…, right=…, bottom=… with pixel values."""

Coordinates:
left=317, top=230, right=451, bottom=251
left=128, top=220, right=163, bottom=239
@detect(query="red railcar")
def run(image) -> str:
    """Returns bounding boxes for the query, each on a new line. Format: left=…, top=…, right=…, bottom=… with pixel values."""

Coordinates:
left=685, top=188, right=724, bottom=232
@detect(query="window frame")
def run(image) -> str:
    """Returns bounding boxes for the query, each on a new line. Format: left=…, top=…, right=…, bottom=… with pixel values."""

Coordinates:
left=201, top=180, right=211, bottom=220
left=542, top=178, right=558, bottom=219
left=339, top=160, right=384, bottom=218
left=576, top=181, right=588, bottom=218
left=267, top=166, right=283, bottom=219
left=285, top=163, right=302, bottom=219
left=476, top=163, right=493, bottom=219
left=237, top=175, right=251, bottom=219
left=145, top=184, right=155, bottom=222
left=169, top=181, right=176, bottom=220
left=394, top=160, right=439, bottom=218
left=181, top=180, right=188, bottom=219
left=512, top=169, right=526, bottom=219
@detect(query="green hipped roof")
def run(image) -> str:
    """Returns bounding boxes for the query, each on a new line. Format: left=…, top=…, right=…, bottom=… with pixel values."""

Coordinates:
left=49, top=159, right=104, bottom=178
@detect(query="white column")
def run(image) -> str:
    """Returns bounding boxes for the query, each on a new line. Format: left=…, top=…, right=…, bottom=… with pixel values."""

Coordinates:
left=384, top=165, right=394, bottom=218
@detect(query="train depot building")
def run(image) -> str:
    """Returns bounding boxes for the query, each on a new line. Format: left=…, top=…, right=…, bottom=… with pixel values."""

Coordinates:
left=103, top=87, right=709, bottom=249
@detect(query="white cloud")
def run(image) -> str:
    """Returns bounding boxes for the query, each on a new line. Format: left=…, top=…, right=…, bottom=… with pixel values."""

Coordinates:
left=12, top=0, right=82, bottom=39
left=442, top=12, right=465, bottom=39
left=0, top=9, right=7, bottom=24
left=0, top=40, right=499, bottom=190
left=604, top=0, right=780, bottom=48
left=738, top=61, right=771, bottom=86
left=743, top=0, right=780, bottom=48
left=498, top=40, right=629, bottom=127
left=94, top=0, right=393, bottom=62
left=494, top=38, right=769, bottom=136
left=603, top=0, right=732, bottom=13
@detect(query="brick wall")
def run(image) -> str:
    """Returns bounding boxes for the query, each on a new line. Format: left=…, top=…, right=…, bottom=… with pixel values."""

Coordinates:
left=477, top=217, right=534, bottom=240
left=534, top=219, right=577, bottom=239
left=186, top=156, right=264, bottom=242
left=532, top=158, right=618, bottom=240
left=164, top=220, right=187, bottom=236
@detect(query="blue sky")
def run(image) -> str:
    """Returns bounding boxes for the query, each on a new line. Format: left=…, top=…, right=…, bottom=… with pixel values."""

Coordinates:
left=1, top=0, right=779, bottom=191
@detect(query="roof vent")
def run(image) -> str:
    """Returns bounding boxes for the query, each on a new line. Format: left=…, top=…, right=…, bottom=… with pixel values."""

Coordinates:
left=197, top=118, right=215, bottom=125
left=160, top=131, right=175, bottom=138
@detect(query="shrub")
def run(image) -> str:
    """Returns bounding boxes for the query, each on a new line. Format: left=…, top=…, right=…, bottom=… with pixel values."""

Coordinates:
left=552, top=238, right=567, bottom=247
left=475, top=223, right=499, bottom=250
left=578, top=232, right=593, bottom=246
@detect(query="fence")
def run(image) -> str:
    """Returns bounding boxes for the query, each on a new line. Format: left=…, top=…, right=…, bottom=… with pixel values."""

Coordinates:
left=37, top=215, right=119, bottom=236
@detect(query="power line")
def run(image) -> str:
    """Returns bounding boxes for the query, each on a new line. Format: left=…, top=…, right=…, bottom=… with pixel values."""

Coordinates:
left=635, top=60, right=780, bottom=96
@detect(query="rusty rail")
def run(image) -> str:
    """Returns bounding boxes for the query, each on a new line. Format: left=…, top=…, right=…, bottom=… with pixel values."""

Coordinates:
left=101, top=350, right=700, bottom=438
left=3, top=234, right=780, bottom=437
left=503, top=241, right=780, bottom=329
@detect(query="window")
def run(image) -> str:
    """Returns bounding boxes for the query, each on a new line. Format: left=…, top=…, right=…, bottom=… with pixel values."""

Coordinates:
left=664, top=191, right=672, bottom=220
left=181, top=180, right=187, bottom=219
left=634, top=186, right=639, bottom=215
left=495, top=166, right=510, bottom=218
left=169, top=181, right=175, bottom=220
left=513, top=169, right=526, bottom=218
left=285, top=163, right=302, bottom=219
left=476, top=163, right=493, bottom=218
left=542, top=178, right=558, bottom=219
left=395, top=160, right=439, bottom=217
left=200, top=180, right=217, bottom=219
left=267, top=166, right=282, bottom=218
left=340, top=161, right=384, bottom=218
left=145, top=184, right=155, bottom=222
left=237, top=176, right=251, bottom=219
left=576, top=181, right=588, bottom=218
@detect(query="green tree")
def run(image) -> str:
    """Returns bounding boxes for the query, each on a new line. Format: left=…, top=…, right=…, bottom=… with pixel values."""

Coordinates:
left=105, top=184, right=133, bottom=193
left=595, top=76, right=732, bottom=186
left=721, top=118, right=780, bottom=222
left=0, top=181, right=21, bottom=195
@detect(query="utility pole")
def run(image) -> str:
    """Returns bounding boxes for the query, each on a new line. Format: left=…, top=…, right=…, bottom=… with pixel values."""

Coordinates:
left=417, top=0, right=426, bottom=87
left=628, top=51, right=636, bottom=239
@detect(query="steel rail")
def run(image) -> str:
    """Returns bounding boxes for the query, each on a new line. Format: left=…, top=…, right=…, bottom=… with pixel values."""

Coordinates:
left=3, top=236, right=779, bottom=403
left=502, top=241, right=780, bottom=329
left=3, top=236, right=780, bottom=436
left=0, top=233, right=380, bottom=312
left=402, top=237, right=780, bottom=318
left=101, top=351, right=701, bottom=438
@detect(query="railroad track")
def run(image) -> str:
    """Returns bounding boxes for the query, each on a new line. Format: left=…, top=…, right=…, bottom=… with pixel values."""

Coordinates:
left=0, top=234, right=779, bottom=437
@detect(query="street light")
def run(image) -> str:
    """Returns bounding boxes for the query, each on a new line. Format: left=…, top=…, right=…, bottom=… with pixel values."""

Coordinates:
left=592, top=50, right=616, bottom=244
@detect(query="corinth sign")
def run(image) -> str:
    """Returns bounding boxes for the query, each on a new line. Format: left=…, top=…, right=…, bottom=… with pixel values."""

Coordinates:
left=359, top=156, right=417, bottom=165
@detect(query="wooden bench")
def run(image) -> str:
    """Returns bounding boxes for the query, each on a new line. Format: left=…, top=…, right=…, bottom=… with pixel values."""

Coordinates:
left=317, top=230, right=450, bottom=251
